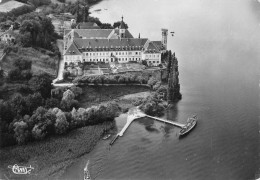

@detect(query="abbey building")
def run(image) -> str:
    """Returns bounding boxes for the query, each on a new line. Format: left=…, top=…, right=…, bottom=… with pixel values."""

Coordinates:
left=63, top=17, right=168, bottom=67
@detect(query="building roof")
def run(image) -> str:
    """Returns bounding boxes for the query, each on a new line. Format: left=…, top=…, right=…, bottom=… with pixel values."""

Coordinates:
left=64, top=29, right=71, bottom=36
left=64, top=28, right=134, bottom=39
left=73, top=38, right=149, bottom=52
left=144, top=42, right=160, bottom=53
left=64, top=42, right=82, bottom=55
left=63, top=21, right=72, bottom=29
left=76, top=22, right=100, bottom=29
left=114, top=29, right=133, bottom=38
left=73, top=29, right=113, bottom=39
left=151, top=41, right=165, bottom=51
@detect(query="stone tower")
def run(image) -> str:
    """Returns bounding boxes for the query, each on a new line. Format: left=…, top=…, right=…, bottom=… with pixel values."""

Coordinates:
left=161, top=28, right=168, bottom=50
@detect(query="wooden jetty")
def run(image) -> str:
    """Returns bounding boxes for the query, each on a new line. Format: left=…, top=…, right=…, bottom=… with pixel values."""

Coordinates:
left=110, top=108, right=187, bottom=146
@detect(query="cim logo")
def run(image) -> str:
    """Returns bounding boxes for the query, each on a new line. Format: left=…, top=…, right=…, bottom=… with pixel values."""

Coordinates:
left=8, top=164, right=34, bottom=175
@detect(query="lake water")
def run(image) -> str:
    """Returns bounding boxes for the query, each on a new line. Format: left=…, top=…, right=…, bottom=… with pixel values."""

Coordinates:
left=63, top=0, right=260, bottom=179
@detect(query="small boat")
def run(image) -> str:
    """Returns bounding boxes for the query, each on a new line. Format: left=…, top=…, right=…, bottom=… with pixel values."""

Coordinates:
left=102, top=134, right=111, bottom=140
left=179, top=115, right=197, bottom=136
left=84, top=160, right=91, bottom=180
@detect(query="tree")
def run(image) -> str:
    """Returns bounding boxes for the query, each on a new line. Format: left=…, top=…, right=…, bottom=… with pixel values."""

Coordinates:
left=29, top=73, right=52, bottom=99
left=140, top=95, right=164, bottom=116
left=156, top=85, right=167, bottom=101
left=28, top=106, right=56, bottom=136
left=70, top=107, right=85, bottom=128
left=9, top=93, right=27, bottom=116
left=18, top=13, right=55, bottom=49
left=99, top=23, right=113, bottom=29
left=45, top=98, right=60, bottom=109
left=17, top=84, right=33, bottom=94
left=20, top=70, right=32, bottom=80
left=8, top=57, right=32, bottom=81
left=32, top=124, right=46, bottom=140
left=55, top=111, right=69, bottom=134
left=63, top=70, right=70, bottom=80
left=16, top=32, right=32, bottom=47
left=147, top=77, right=157, bottom=88
left=167, top=52, right=182, bottom=103
left=20, top=19, right=41, bottom=46
left=0, top=69, right=4, bottom=79
left=13, top=121, right=30, bottom=144
left=153, top=81, right=161, bottom=91
left=167, top=53, right=174, bottom=104
left=166, top=50, right=172, bottom=81
left=39, top=17, right=54, bottom=48
left=62, top=89, right=75, bottom=101
left=141, top=60, right=148, bottom=67
left=25, top=93, right=44, bottom=115
left=60, top=99, right=79, bottom=112
left=69, top=86, right=82, bottom=99
left=0, top=100, right=15, bottom=125
left=8, top=68, right=21, bottom=81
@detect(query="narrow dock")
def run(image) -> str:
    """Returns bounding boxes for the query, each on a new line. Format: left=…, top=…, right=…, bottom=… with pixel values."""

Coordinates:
left=110, top=108, right=186, bottom=145
left=145, top=115, right=185, bottom=128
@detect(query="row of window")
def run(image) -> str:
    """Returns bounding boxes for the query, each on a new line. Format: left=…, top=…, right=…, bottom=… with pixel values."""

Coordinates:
left=4, top=34, right=12, bottom=38
left=149, top=61, right=160, bottom=64
left=118, top=57, right=141, bottom=61
left=66, top=56, right=81, bottom=60
left=146, top=54, right=160, bottom=58
left=83, top=57, right=142, bottom=62
left=84, top=51, right=141, bottom=56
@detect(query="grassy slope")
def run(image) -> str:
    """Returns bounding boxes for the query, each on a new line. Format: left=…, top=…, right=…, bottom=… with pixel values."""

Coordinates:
left=2, top=47, right=58, bottom=78
left=0, top=0, right=27, bottom=12
left=0, top=122, right=115, bottom=179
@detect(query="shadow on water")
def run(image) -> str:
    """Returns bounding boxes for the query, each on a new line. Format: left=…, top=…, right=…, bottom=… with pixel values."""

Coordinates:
left=135, top=103, right=180, bottom=138
left=163, top=103, right=179, bottom=138
left=136, top=117, right=160, bottom=133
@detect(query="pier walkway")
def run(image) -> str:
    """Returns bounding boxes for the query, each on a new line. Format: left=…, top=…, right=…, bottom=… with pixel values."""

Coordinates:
left=110, top=108, right=186, bottom=145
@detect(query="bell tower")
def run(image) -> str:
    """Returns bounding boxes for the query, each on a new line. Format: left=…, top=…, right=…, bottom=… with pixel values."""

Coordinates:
left=161, top=28, right=168, bottom=50
left=119, top=16, right=126, bottom=38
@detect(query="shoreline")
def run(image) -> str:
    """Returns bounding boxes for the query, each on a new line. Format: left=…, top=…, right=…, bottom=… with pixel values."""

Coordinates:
left=0, top=90, right=151, bottom=179
left=0, top=122, right=115, bottom=179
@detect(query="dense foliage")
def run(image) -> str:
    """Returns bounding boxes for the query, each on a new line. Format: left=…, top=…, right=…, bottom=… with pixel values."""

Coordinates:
left=17, top=12, right=57, bottom=50
left=7, top=57, right=32, bottom=81
left=73, top=72, right=152, bottom=85
left=138, top=86, right=168, bottom=116
left=0, top=82, right=120, bottom=147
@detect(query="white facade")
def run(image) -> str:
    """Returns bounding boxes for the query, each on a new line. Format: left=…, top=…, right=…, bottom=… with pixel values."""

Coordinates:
left=142, top=53, right=161, bottom=66
left=0, top=32, right=15, bottom=43
left=64, top=48, right=161, bottom=66
left=64, top=50, right=145, bottom=64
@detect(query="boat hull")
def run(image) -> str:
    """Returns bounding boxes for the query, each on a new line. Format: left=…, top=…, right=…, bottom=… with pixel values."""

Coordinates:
left=179, top=116, right=197, bottom=137
left=179, top=121, right=197, bottom=136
